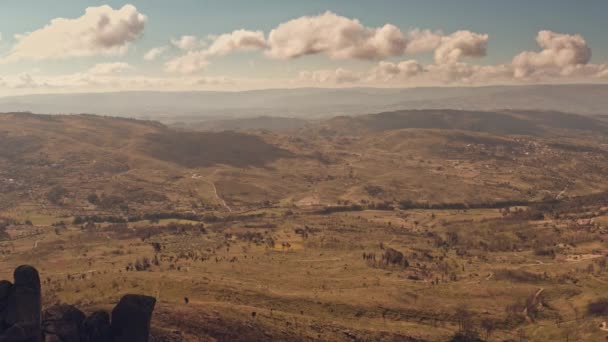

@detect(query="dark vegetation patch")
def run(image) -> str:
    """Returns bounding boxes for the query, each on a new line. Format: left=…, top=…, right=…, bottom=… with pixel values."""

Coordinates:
left=356, top=110, right=543, bottom=135
left=529, top=192, right=608, bottom=216
left=494, top=269, right=547, bottom=283
left=0, top=133, right=42, bottom=160
left=587, top=298, right=608, bottom=316
left=511, top=110, right=608, bottom=133
left=447, top=132, right=520, bottom=147
left=548, top=142, right=608, bottom=154
left=142, top=130, right=292, bottom=168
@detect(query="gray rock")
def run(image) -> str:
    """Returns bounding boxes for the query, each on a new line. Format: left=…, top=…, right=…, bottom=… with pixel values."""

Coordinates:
left=0, top=265, right=41, bottom=342
left=111, top=294, right=156, bottom=342
left=82, top=311, right=111, bottom=342
left=41, top=304, right=85, bottom=342
left=0, top=280, right=14, bottom=332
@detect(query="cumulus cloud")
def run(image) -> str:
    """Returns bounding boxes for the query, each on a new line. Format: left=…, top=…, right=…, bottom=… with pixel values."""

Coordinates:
left=171, top=35, right=203, bottom=50
left=299, top=68, right=362, bottom=84
left=164, top=51, right=210, bottom=74
left=426, top=63, right=512, bottom=84
left=405, top=29, right=443, bottom=54
left=434, top=30, right=489, bottom=64
left=595, top=66, right=608, bottom=79
left=368, top=60, right=424, bottom=81
left=1, top=5, right=146, bottom=63
left=165, top=30, right=268, bottom=74
left=88, top=62, right=132, bottom=75
left=163, top=13, right=492, bottom=76
left=207, top=30, right=268, bottom=56
left=144, top=46, right=168, bottom=61
left=267, top=11, right=407, bottom=60
left=513, top=30, right=592, bottom=78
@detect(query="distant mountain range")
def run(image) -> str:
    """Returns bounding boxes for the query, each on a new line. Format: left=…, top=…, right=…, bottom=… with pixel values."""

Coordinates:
left=1, top=84, right=607, bottom=121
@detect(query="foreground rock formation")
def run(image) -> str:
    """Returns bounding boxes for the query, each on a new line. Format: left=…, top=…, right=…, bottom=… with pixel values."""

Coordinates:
left=0, top=265, right=156, bottom=342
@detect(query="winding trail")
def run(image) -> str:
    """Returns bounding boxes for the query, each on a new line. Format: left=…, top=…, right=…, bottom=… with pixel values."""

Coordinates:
left=209, top=179, right=232, bottom=212
left=195, top=170, right=232, bottom=212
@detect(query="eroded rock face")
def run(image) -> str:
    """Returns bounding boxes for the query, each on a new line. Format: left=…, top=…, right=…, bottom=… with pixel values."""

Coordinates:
left=0, top=265, right=155, bottom=342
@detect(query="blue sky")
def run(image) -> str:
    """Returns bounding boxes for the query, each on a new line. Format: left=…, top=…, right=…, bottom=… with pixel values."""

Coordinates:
left=1, top=1, right=607, bottom=94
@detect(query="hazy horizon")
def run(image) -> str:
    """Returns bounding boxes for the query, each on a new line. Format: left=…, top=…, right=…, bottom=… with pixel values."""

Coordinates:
left=2, top=84, right=607, bottom=119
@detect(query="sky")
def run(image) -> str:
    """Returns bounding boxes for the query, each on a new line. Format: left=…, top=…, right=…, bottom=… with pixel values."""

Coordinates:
left=0, top=0, right=607, bottom=95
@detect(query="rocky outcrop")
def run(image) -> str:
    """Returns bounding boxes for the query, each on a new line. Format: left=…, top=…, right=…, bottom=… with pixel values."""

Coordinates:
left=0, top=265, right=155, bottom=342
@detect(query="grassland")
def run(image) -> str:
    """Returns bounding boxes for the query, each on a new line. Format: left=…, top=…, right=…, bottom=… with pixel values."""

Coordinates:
left=1, top=110, right=607, bottom=341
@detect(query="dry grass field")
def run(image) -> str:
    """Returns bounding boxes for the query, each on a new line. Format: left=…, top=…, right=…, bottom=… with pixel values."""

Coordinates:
left=1, top=110, right=608, bottom=341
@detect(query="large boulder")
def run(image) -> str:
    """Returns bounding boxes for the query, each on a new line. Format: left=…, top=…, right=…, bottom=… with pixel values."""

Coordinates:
left=0, top=280, right=14, bottom=332
left=82, top=311, right=112, bottom=342
left=111, top=295, right=156, bottom=342
left=0, top=265, right=42, bottom=342
left=41, top=304, right=85, bottom=342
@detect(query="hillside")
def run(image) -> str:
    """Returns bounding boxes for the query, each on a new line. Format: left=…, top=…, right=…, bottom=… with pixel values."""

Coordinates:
left=1, top=110, right=608, bottom=341
left=1, top=110, right=607, bottom=214
left=319, top=109, right=608, bottom=136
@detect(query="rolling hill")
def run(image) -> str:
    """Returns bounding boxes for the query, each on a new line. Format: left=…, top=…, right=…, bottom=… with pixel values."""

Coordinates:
left=1, top=109, right=608, bottom=341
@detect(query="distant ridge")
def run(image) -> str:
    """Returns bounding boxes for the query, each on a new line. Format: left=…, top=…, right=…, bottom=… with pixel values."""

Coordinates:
left=1, top=84, right=607, bottom=120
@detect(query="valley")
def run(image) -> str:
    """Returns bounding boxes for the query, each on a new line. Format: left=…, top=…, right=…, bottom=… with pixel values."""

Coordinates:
left=0, top=110, right=607, bottom=341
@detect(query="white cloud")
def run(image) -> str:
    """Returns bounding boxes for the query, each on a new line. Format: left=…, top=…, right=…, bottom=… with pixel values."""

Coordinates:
left=405, top=29, right=443, bottom=54
left=0, top=70, right=249, bottom=94
left=434, top=30, right=489, bottom=64
left=88, top=62, right=132, bottom=75
left=14, top=73, right=43, bottom=88
left=162, top=13, right=491, bottom=77
left=425, top=62, right=512, bottom=84
left=171, top=35, right=203, bottom=51
left=164, top=51, right=210, bottom=74
left=207, top=29, right=268, bottom=56
left=368, top=60, right=423, bottom=81
left=193, top=76, right=236, bottom=86
left=144, top=46, right=168, bottom=61
left=165, top=30, right=268, bottom=74
left=597, top=67, right=608, bottom=79
left=266, top=11, right=407, bottom=60
left=299, top=68, right=362, bottom=84
left=513, top=30, right=592, bottom=78
left=1, top=4, right=146, bottom=63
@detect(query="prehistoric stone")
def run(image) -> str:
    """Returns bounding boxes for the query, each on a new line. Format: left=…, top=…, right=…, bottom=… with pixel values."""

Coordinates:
left=41, top=304, right=85, bottom=342
left=1, top=267, right=156, bottom=342
left=0, top=280, right=14, bottom=332
left=0, top=265, right=42, bottom=342
left=111, top=294, right=156, bottom=342
left=82, top=311, right=112, bottom=342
